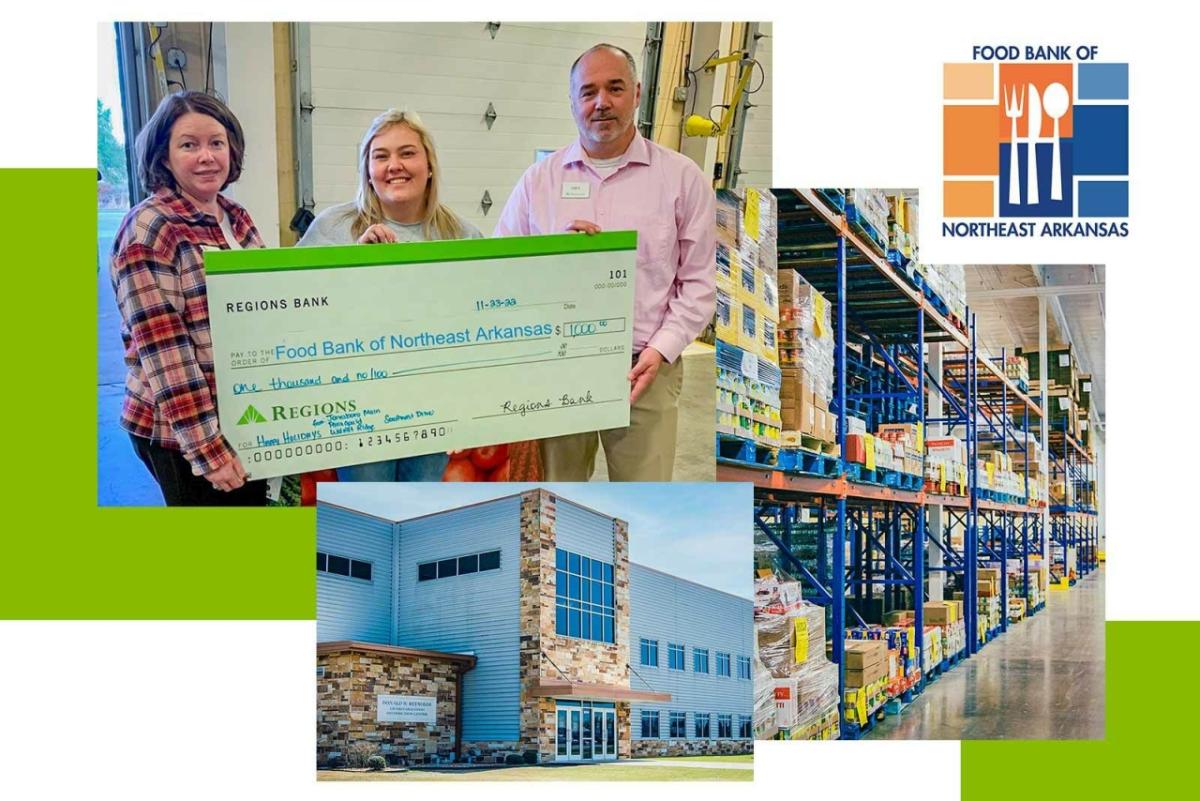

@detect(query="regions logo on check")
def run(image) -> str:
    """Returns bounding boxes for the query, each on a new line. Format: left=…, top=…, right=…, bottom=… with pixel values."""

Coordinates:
left=237, top=400, right=359, bottom=425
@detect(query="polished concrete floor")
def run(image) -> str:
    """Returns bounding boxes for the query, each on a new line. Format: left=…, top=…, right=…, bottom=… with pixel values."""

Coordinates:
left=869, top=566, right=1106, bottom=740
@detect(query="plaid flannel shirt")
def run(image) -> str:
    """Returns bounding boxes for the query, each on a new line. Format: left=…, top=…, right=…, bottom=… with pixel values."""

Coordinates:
left=110, top=188, right=264, bottom=476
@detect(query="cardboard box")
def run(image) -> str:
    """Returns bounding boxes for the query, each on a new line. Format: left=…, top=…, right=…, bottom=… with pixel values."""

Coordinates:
left=978, top=580, right=999, bottom=597
left=978, top=567, right=1002, bottom=584
left=781, top=390, right=817, bottom=435
left=843, top=638, right=887, bottom=669
left=884, top=610, right=915, bottom=626
left=923, top=601, right=954, bottom=626
left=845, top=660, right=888, bottom=688
left=778, top=269, right=802, bottom=306
left=844, top=433, right=869, bottom=464
left=780, top=367, right=815, bottom=400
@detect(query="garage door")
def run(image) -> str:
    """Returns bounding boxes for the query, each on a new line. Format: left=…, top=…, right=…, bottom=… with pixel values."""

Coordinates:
left=302, top=22, right=649, bottom=236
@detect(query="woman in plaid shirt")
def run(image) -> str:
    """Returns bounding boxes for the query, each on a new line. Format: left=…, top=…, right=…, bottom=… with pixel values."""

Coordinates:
left=110, top=91, right=266, bottom=506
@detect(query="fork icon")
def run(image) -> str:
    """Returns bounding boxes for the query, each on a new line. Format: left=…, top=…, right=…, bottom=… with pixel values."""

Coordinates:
left=1004, top=84, right=1024, bottom=205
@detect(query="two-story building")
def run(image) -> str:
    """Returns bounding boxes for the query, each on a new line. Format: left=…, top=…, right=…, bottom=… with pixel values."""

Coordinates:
left=316, top=489, right=753, bottom=765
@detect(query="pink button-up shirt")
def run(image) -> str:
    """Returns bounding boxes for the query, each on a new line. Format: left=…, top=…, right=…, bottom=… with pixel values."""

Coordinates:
left=494, top=133, right=716, bottom=364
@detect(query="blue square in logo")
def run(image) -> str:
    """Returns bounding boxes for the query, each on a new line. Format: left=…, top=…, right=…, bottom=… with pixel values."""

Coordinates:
left=1078, top=63, right=1128, bottom=100
left=1078, top=181, right=1128, bottom=217
left=999, top=141, right=1073, bottom=218
left=1073, top=105, right=1128, bottom=176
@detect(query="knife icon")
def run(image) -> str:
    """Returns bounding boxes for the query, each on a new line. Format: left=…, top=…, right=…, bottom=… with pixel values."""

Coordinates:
left=1027, top=83, right=1041, bottom=205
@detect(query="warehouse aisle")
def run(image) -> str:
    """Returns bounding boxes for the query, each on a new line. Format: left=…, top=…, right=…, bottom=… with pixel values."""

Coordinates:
left=868, top=566, right=1105, bottom=740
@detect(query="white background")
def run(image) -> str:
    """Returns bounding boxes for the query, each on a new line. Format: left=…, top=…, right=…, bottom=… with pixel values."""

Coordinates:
left=4, top=0, right=1198, bottom=798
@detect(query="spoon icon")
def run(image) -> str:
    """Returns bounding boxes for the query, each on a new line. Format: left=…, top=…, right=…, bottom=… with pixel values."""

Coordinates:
left=1043, top=82, right=1070, bottom=201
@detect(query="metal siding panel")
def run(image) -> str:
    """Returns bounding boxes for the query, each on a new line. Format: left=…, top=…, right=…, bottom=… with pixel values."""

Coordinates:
left=397, top=496, right=522, bottom=742
left=316, top=506, right=395, bottom=644
left=628, top=564, right=754, bottom=741
left=554, top=499, right=616, bottom=564
left=306, top=22, right=646, bottom=235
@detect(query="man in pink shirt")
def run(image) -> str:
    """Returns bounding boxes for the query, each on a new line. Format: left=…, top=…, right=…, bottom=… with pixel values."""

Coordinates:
left=495, top=43, right=716, bottom=481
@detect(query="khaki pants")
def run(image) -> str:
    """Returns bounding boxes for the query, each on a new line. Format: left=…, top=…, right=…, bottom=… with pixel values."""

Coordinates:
left=539, top=357, right=683, bottom=481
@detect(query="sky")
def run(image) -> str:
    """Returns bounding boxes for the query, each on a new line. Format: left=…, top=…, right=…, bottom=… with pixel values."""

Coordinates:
left=319, top=481, right=753, bottom=599
left=97, top=23, right=124, bottom=143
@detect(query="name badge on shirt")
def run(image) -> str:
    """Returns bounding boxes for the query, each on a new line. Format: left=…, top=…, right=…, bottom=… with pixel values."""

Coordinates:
left=561, top=181, right=591, bottom=199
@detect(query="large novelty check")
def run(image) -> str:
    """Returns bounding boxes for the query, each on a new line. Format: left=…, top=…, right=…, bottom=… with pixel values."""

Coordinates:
left=205, top=232, right=636, bottom=479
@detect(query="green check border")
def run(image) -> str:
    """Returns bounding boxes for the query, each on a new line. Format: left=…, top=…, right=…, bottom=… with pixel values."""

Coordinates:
left=204, top=230, right=638, bottom=274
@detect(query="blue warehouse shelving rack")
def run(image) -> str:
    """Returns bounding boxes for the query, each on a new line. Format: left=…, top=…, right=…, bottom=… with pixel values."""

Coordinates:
left=725, top=189, right=1046, bottom=738
left=1049, top=423, right=1097, bottom=586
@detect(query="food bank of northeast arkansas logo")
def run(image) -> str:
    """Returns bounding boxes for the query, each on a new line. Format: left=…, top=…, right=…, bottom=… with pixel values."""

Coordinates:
left=943, top=52, right=1128, bottom=238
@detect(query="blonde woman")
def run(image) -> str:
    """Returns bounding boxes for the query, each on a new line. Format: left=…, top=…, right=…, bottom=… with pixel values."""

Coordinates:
left=297, top=109, right=482, bottom=481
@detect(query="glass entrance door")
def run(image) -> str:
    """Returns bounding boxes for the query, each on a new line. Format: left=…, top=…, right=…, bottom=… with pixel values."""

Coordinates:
left=594, top=709, right=617, bottom=760
left=556, top=702, right=618, bottom=761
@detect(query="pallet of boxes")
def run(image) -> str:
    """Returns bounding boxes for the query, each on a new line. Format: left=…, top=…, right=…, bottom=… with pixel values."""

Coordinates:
left=715, top=189, right=782, bottom=463
left=877, top=423, right=925, bottom=489
left=1003, top=428, right=1047, bottom=507
left=754, top=574, right=840, bottom=740
left=976, top=567, right=1004, bottom=642
left=777, top=269, right=839, bottom=463
left=845, top=188, right=890, bottom=255
left=845, top=614, right=926, bottom=716
left=1019, top=342, right=1089, bottom=461
left=925, top=436, right=969, bottom=497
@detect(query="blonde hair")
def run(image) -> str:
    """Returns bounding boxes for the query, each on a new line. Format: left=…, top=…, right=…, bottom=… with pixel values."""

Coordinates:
left=345, top=109, right=465, bottom=241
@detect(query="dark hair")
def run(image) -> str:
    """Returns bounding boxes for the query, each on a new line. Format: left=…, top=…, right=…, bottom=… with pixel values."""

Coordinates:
left=569, top=43, right=638, bottom=88
left=135, top=91, right=245, bottom=194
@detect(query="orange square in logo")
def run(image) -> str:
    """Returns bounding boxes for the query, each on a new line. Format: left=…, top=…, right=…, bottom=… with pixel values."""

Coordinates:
left=944, top=63, right=994, bottom=100
left=998, top=64, right=1073, bottom=141
left=944, top=106, right=999, bottom=176
left=944, top=181, right=994, bottom=217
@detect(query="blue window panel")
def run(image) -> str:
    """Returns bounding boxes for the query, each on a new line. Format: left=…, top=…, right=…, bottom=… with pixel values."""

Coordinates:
left=717, top=652, right=731, bottom=677
left=695, top=713, right=710, bottom=738
left=568, top=552, right=581, bottom=574
left=581, top=556, right=591, bottom=579
left=556, top=549, right=567, bottom=570
left=569, top=574, right=581, bottom=600
left=738, top=715, right=752, bottom=738
left=1072, top=105, right=1128, bottom=176
left=604, top=563, right=613, bottom=583
left=582, top=612, right=592, bottom=640
left=556, top=570, right=566, bottom=598
left=569, top=609, right=581, bottom=638
left=718, top=714, right=732, bottom=738
left=693, top=648, right=709, bottom=674
left=1078, top=62, right=1128, bottom=100
left=603, top=616, right=614, bottom=643
left=668, top=643, right=685, bottom=671
left=603, top=584, right=614, bottom=607
left=1078, top=181, right=1128, bottom=217
left=669, top=712, right=687, bottom=738
left=591, top=560, right=603, bottom=580
left=556, top=604, right=568, bottom=635
left=591, top=613, right=602, bottom=640
left=737, top=656, right=752, bottom=680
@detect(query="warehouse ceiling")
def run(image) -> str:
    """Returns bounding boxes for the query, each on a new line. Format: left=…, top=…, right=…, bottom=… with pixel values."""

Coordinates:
left=964, top=264, right=1106, bottom=429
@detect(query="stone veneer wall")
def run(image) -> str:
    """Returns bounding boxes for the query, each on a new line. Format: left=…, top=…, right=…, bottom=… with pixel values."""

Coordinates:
left=517, top=490, right=634, bottom=762
left=316, top=650, right=461, bottom=766
left=631, top=738, right=754, bottom=758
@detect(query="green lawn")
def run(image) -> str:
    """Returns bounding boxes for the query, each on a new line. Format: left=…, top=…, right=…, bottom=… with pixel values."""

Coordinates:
left=318, top=756, right=753, bottom=782
left=655, top=754, right=753, bottom=764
